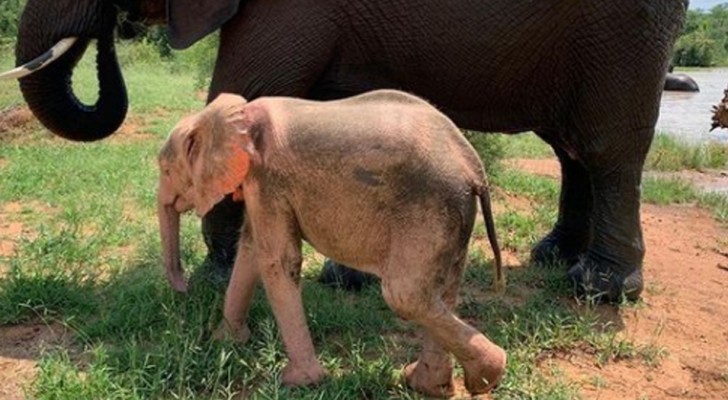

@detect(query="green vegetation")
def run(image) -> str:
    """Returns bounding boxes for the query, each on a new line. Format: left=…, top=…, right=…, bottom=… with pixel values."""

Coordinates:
left=642, top=178, right=728, bottom=223
left=646, top=134, right=728, bottom=171
left=0, top=0, right=23, bottom=43
left=674, top=5, right=728, bottom=67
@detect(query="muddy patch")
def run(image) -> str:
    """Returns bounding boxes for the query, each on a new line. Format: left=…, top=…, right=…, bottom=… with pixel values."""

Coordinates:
left=0, top=106, right=46, bottom=143
left=0, top=203, right=27, bottom=261
left=504, top=158, right=561, bottom=179
left=0, top=202, right=57, bottom=271
left=107, top=114, right=158, bottom=144
left=0, top=106, right=35, bottom=133
left=0, top=106, right=161, bottom=145
left=0, top=322, right=75, bottom=400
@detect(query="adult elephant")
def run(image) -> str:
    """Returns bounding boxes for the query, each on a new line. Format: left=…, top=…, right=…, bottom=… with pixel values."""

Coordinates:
left=3, top=0, right=689, bottom=302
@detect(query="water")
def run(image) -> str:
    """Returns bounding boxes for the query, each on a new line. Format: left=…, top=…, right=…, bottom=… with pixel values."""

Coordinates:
left=656, top=68, right=728, bottom=143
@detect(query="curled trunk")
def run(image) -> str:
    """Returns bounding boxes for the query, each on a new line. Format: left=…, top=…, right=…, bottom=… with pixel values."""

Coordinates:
left=15, top=2, right=128, bottom=141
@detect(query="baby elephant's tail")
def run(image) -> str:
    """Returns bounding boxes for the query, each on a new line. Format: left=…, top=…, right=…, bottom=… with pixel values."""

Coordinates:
left=476, top=184, right=505, bottom=293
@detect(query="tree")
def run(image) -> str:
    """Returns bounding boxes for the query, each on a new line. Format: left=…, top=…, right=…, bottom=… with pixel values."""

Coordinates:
left=0, top=0, right=24, bottom=41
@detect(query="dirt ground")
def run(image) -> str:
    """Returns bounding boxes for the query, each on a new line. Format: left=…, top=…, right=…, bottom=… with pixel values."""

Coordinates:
left=0, top=323, right=71, bottom=400
left=510, top=158, right=728, bottom=400
left=0, top=158, right=727, bottom=399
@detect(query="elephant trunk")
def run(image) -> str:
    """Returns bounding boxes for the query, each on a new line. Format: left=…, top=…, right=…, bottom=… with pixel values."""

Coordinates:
left=15, top=2, right=128, bottom=141
left=158, top=190, right=188, bottom=293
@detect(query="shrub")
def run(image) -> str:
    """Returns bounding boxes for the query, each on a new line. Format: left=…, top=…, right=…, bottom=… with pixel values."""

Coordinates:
left=672, top=30, right=716, bottom=67
left=673, top=6, right=728, bottom=67
left=171, top=33, right=220, bottom=90
left=0, top=0, right=24, bottom=42
left=463, top=131, right=505, bottom=176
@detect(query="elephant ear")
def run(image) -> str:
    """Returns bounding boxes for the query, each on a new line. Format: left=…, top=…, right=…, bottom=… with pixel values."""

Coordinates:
left=167, top=0, right=241, bottom=49
left=188, top=94, right=256, bottom=217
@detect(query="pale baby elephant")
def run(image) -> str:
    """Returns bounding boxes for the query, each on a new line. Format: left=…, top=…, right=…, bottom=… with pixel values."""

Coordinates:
left=156, top=90, right=506, bottom=397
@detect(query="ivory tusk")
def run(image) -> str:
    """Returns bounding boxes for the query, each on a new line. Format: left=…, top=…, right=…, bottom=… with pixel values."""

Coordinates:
left=0, top=37, right=78, bottom=80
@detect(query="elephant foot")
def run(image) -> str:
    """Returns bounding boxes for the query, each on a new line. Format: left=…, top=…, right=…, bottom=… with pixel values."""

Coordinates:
left=531, top=229, right=589, bottom=267
left=403, top=359, right=455, bottom=398
left=461, top=337, right=507, bottom=395
left=190, top=254, right=234, bottom=290
left=166, top=270, right=188, bottom=294
left=318, top=259, right=377, bottom=291
left=281, top=360, right=326, bottom=387
left=567, top=255, right=643, bottom=303
left=199, top=196, right=244, bottom=288
left=212, top=320, right=251, bottom=344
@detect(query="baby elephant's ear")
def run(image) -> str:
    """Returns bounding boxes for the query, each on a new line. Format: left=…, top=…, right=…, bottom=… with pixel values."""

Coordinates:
left=190, top=94, right=254, bottom=217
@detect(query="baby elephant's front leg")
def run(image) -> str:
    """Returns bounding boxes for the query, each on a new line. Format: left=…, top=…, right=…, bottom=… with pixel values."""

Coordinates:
left=259, top=245, right=325, bottom=387
left=214, top=222, right=257, bottom=344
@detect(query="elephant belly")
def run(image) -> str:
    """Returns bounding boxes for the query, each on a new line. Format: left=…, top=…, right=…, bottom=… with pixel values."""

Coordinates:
left=289, top=178, right=472, bottom=277
left=295, top=205, right=395, bottom=276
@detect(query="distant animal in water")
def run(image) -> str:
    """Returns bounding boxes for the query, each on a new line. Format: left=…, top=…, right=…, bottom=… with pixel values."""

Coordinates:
left=664, top=73, right=700, bottom=92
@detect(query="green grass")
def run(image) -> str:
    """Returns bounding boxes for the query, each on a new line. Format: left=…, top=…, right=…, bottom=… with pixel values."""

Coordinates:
left=647, top=134, right=728, bottom=172
left=642, top=177, right=698, bottom=205
left=643, top=177, right=728, bottom=223
left=2, top=42, right=726, bottom=399
left=465, top=131, right=554, bottom=160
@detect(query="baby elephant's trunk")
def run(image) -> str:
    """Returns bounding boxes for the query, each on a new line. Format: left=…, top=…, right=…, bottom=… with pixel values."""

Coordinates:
left=158, top=195, right=188, bottom=293
left=476, top=185, right=504, bottom=292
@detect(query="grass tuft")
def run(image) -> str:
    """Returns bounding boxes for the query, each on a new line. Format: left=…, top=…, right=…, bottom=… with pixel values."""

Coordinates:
left=647, top=134, right=728, bottom=171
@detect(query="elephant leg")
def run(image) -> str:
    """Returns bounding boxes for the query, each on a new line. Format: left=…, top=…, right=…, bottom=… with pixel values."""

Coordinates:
left=403, top=331, right=455, bottom=398
left=383, top=283, right=506, bottom=396
left=401, top=253, right=464, bottom=398
left=199, top=196, right=244, bottom=286
left=383, top=250, right=505, bottom=397
left=531, top=144, right=593, bottom=267
left=318, top=259, right=378, bottom=290
left=264, top=281, right=320, bottom=385
left=213, top=221, right=256, bottom=344
left=259, top=243, right=326, bottom=387
left=568, top=161, right=645, bottom=302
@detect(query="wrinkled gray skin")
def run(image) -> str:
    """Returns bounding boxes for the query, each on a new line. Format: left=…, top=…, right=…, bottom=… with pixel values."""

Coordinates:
left=157, top=91, right=506, bottom=397
left=664, top=73, right=700, bottom=92
left=11, top=0, right=692, bottom=302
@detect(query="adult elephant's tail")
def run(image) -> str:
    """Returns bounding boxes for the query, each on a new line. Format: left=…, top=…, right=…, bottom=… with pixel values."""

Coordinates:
left=475, top=184, right=504, bottom=293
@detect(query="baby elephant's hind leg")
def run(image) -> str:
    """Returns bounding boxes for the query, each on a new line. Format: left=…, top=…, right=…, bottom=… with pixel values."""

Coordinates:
left=382, top=254, right=506, bottom=397
left=403, top=331, right=455, bottom=398
left=399, top=256, right=464, bottom=397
